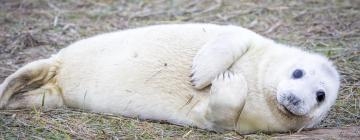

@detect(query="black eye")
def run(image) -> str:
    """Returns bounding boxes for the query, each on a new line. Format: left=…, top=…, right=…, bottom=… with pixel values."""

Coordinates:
left=316, top=90, right=325, bottom=103
left=292, top=69, right=304, bottom=79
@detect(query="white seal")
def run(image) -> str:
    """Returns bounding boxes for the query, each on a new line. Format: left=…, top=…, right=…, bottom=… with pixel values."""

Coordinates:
left=0, top=24, right=340, bottom=134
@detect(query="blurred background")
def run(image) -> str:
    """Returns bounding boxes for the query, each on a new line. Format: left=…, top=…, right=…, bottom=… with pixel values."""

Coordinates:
left=0, top=0, right=359, bottom=139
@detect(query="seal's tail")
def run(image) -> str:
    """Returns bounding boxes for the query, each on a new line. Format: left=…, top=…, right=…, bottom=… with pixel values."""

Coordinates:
left=0, top=57, right=64, bottom=109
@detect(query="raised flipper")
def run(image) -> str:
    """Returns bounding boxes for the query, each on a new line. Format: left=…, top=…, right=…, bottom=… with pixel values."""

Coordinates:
left=205, top=71, right=247, bottom=131
left=0, top=58, right=63, bottom=109
left=190, top=28, right=273, bottom=89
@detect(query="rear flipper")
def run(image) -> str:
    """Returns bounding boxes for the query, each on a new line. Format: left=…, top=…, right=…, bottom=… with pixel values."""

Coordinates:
left=6, top=83, right=63, bottom=109
left=205, top=71, right=248, bottom=131
left=0, top=58, right=64, bottom=109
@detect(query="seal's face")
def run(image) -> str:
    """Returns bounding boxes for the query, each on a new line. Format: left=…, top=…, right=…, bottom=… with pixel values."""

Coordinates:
left=276, top=55, right=340, bottom=120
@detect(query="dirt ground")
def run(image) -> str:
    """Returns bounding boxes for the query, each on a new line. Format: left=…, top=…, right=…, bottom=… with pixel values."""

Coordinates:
left=0, top=0, right=359, bottom=139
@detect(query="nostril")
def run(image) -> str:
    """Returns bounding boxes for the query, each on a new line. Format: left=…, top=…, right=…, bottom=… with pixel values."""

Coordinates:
left=287, top=94, right=301, bottom=106
left=292, top=98, right=301, bottom=106
left=316, top=91, right=325, bottom=103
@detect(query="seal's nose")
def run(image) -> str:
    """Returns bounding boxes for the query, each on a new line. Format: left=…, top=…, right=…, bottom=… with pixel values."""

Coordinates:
left=287, top=94, right=301, bottom=106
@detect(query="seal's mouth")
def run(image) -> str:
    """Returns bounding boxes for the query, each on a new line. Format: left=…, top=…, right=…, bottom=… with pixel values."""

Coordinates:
left=276, top=96, right=298, bottom=116
left=278, top=104, right=305, bottom=117
left=281, top=105, right=297, bottom=116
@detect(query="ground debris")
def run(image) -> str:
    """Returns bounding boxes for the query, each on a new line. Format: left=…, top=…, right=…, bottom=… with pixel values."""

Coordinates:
left=0, top=0, right=359, bottom=139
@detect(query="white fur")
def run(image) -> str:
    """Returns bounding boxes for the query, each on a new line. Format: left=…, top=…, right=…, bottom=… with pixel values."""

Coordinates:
left=0, top=24, right=340, bottom=134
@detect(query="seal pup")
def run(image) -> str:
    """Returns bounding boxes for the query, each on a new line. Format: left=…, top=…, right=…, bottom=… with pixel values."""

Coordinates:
left=0, top=24, right=340, bottom=134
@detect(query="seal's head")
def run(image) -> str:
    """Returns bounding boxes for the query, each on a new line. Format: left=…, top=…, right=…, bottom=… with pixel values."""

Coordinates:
left=275, top=53, right=340, bottom=127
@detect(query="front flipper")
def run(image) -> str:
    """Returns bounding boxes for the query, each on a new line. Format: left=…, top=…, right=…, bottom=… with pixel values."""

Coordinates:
left=190, top=29, right=273, bottom=89
left=205, top=71, right=247, bottom=131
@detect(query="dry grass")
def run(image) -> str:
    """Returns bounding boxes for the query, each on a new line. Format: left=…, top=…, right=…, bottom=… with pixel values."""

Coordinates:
left=0, top=0, right=359, bottom=139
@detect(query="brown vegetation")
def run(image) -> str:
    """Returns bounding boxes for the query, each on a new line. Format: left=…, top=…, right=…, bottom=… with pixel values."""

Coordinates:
left=0, top=0, right=359, bottom=139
